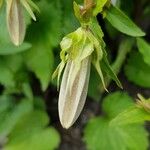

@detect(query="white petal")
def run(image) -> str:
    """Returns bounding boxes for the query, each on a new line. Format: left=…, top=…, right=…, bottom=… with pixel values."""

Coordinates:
left=59, top=56, right=91, bottom=129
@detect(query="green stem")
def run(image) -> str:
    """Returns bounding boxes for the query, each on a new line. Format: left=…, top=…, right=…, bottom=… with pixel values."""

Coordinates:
left=112, top=38, right=134, bottom=74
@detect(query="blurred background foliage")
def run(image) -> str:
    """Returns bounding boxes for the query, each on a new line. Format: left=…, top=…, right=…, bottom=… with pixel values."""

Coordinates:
left=0, top=0, right=150, bottom=150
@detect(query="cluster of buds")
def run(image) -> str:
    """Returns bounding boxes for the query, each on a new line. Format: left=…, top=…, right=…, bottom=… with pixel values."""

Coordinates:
left=0, top=0, right=39, bottom=46
left=53, top=0, right=121, bottom=128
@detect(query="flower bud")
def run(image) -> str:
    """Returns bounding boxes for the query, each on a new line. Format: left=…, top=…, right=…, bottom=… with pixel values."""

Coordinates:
left=59, top=56, right=91, bottom=129
left=6, top=0, right=25, bottom=46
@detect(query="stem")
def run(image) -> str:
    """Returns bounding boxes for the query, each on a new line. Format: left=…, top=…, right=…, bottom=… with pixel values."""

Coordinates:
left=112, top=38, right=134, bottom=74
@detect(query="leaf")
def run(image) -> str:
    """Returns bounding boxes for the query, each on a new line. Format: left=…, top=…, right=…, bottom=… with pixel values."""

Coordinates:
left=84, top=117, right=148, bottom=150
left=4, top=110, right=60, bottom=150
left=0, top=43, right=31, bottom=55
left=24, top=43, right=54, bottom=91
left=84, top=92, right=149, bottom=150
left=5, top=128, right=60, bottom=150
left=137, top=38, right=150, bottom=66
left=110, top=106, right=150, bottom=126
left=0, top=98, right=32, bottom=136
left=102, top=92, right=133, bottom=118
left=0, top=55, right=21, bottom=88
left=110, top=94, right=150, bottom=126
left=125, top=51, right=150, bottom=88
left=26, top=0, right=62, bottom=47
left=24, top=0, right=62, bottom=90
left=106, top=5, right=145, bottom=37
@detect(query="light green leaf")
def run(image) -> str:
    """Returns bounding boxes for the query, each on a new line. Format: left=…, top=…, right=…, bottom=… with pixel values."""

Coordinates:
left=0, top=43, right=31, bottom=55
left=0, top=98, right=32, bottom=136
left=4, top=110, right=60, bottom=150
left=110, top=106, right=150, bottom=126
left=125, top=51, right=150, bottom=88
left=84, top=117, right=148, bottom=150
left=5, top=128, right=60, bottom=150
left=84, top=92, right=149, bottom=150
left=106, top=5, right=145, bottom=37
left=110, top=94, right=150, bottom=126
left=102, top=92, right=133, bottom=118
left=137, top=38, right=150, bottom=66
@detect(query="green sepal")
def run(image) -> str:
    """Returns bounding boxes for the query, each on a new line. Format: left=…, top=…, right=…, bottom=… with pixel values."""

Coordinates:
left=93, top=0, right=108, bottom=16
left=101, top=48, right=123, bottom=88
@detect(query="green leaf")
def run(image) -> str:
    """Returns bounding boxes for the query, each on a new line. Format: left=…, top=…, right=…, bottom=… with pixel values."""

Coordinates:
left=0, top=98, right=32, bottom=136
left=125, top=51, right=150, bottom=88
left=84, top=117, right=148, bottom=150
left=24, top=0, right=62, bottom=90
left=137, top=38, right=150, bottom=66
left=102, top=92, right=133, bottom=118
left=110, top=94, right=150, bottom=126
left=84, top=92, right=149, bottom=150
left=26, top=0, right=62, bottom=47
left=4, top=110, right=60, bottom=150
left=0, top=54, right=24, bottom=88
left=0, top=43, right=31, bottom=55
left=24, top=43, right=54, bottom=91
left=106, top=5, right=145, bottom=37
left=110, top=106, right=150, bottom=126
left=5, top=128, right=60, bottom=150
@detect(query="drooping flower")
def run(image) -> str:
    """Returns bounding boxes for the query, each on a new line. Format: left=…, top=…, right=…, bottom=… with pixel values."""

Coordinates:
left=6, top=0, right=25, bottom=46
left=53, top=1, right=122, bottom=129
left=5, top=0, right=39, bottom=46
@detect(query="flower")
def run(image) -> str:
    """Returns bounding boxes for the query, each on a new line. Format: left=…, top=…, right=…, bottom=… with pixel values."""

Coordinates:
left=59, top=56, right=91, bottom=128
left=53, top=27, right=108, bottom=128
left=6, top=0, right=25, bottom=46
left=5, top=0, right=39, bottom=46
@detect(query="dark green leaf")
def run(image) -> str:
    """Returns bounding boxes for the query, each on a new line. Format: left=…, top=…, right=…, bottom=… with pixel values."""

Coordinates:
left=106, top=5, right=145, bottom=37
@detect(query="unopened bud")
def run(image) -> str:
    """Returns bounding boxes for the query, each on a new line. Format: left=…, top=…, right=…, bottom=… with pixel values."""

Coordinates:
left=59, top=56, right=91, bottom=129
left=6, top=0, right=25, bottom=46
